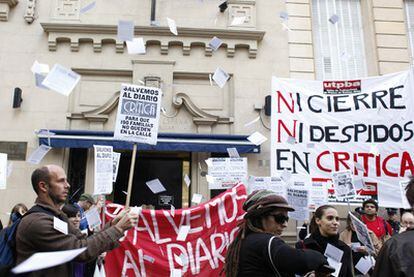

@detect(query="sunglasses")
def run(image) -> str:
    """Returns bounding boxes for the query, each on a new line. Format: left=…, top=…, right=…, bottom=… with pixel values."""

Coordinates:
left=271, top=214, right=289, bottom=224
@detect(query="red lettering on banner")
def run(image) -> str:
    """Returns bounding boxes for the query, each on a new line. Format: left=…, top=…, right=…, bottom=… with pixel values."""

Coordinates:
left=316, top=151, right=414, bottom=178
left=277, top=120, right=298, bottom=143
left=333, top=152, right=351, bottom=171
left=104, top=184, right=247, bottom=277
left=382, top=153, right=399, bottom=177
left=316, top=150, right=332, bottom=172
left=276, top=91, right=295, bottom=113
left=401, top=151, right=414, bottom=176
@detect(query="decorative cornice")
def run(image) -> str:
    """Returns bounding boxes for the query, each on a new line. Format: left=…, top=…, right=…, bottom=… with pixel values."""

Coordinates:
left=173, top=92, right=234, bottom=125
left=40, top=22, right=265, bottom=40
left=40, top=22, right=264, bottom=58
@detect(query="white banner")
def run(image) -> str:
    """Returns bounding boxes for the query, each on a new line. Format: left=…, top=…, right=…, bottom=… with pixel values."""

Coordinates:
left=207, top=158, right=247, bottom=189
left=271, top=70, right=414, bottom=207
left=93, top=145, right=113, bottom=195
left=114, top=84, right=162, bottom=145
left=0, top=153, right=7, bottom=190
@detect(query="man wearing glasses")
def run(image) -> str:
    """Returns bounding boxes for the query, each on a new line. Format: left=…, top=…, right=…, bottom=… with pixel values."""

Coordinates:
left=224, top=190, right=333, bottom=277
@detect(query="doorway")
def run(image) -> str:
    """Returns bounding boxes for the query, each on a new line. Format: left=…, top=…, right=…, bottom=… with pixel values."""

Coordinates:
left=112, top=151, right=191, bottom=209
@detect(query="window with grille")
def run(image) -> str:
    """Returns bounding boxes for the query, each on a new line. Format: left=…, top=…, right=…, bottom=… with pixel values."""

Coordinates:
left=405, top=0, right=414, bottom=62
left=312, top=0, right=367, bottom=80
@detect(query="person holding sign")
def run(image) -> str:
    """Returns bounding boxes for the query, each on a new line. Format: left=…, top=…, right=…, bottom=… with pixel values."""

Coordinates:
left=373, top=177, right=414, bottom=277
left=15, top=165, right=139, bottom=276
left=296, top=205, right=353, bottom=277
left=224, top=190, right=333, bottom=277
left=339, top=212, right=380, bottom=275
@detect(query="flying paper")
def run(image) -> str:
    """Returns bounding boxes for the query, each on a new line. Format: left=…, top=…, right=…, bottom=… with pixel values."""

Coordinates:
left=126, top=38, right=146, bottom=54
left=247, top=132, right=267, bottom=146
left=167, top=17, right=178, bottom=35
left=208, top=36, right=223, bottom=51
left=212, top=67, right=230, bottom=88
left=41, top=64, right=81, bottom=96
left=117, top=20, right=134, bottom=41
left=27, top=145, right=52, bottom=164
left=184, top=174, right=191, bottom=187
left=12, top=247, right=87, bottom=274
left=145, top=179, right=167, bottom=194
left=31, top=60, right=49, bottom=74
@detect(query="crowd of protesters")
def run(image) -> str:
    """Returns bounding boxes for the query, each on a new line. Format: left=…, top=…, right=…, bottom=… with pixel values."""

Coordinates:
left=0, top=164, right=413, bottom=276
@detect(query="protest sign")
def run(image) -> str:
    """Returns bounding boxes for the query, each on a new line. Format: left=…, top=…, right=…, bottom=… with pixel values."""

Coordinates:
left=93, top=145, right=113, bottom=195
left=287, top=187, right=309, bottom=221
left=114, top=84, right=162, bottom=146
left=309, top=180, right=329, bottom=211
left=104, top=184, right=247, bottom=277
left=348, top=212, right=375, bottom=254
left=207, top=158, right=247, bottom=189
left=0, top=153, right=7, bottom=190
left=332, top=170, right=355, bottom=199
left=271, top=70, right=414, bottom=206
left=247, top=176, right=286, bottom=198
left=112, top=152, right=121, bottom=182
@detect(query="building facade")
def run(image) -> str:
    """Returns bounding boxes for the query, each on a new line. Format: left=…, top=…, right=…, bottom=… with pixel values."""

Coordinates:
left=0, top=0, right=411, bottom=234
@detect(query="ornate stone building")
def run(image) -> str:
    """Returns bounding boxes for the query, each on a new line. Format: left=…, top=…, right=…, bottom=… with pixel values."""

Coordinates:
left=0, top=0, right=411, bottom=237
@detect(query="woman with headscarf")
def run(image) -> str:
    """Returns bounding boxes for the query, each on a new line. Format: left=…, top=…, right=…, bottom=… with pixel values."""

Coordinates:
left=224, top=190, right=333, bottom=277
left=296, top=205, right=353, bottom=277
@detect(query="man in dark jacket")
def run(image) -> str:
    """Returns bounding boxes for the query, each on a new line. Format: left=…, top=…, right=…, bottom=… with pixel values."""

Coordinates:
left=372, top=177, right=414, bottom=277
left=15, top=165, right=138, bottom=276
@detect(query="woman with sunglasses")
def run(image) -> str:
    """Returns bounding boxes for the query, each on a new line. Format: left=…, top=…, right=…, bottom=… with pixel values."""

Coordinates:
left=225, top=190, right=334, bottom=277
left=296, top=205, right=353, bottom=277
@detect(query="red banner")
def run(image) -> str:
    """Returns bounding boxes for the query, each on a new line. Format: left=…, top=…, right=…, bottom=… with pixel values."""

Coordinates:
left=104, top=184, right=247, bottom=276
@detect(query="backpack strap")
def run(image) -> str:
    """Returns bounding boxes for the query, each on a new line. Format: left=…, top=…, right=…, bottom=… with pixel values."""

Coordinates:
left=268, top=236, right=282, bottom=277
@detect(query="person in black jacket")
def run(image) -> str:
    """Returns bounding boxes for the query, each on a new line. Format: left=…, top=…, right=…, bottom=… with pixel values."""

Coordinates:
left=224, top=190, right=333, bottom=277
left=296, top=205, right=353, bottom=277
left=372, top=177, right=414, bottom=277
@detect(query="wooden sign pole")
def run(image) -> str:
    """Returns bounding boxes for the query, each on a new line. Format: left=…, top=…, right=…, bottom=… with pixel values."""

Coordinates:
left=125, top=143, right=138, bottom=208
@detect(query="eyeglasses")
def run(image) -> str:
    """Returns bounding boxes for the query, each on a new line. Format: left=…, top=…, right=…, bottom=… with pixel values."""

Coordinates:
left=272, top=214, right=289, bottom=224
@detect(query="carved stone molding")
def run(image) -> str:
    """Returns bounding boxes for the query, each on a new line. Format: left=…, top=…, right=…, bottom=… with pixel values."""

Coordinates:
left=0, top=0, right=18, bottom=21
left=68, top=90, right=234, bottom=130
left=40, top=22, right=265, bottom=58
left=173, top=92, right=234, bottom=125
left=67, top=91, right=118, bottom=125
left=24, top=0, right=36, bottom=23
left=228, top=0, right=256, bottom=29
left=53, top=0, right=80, bottom=21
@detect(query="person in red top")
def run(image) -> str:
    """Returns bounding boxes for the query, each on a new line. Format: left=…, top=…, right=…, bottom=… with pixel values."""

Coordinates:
left=361, top=199, right=393, bottom=242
